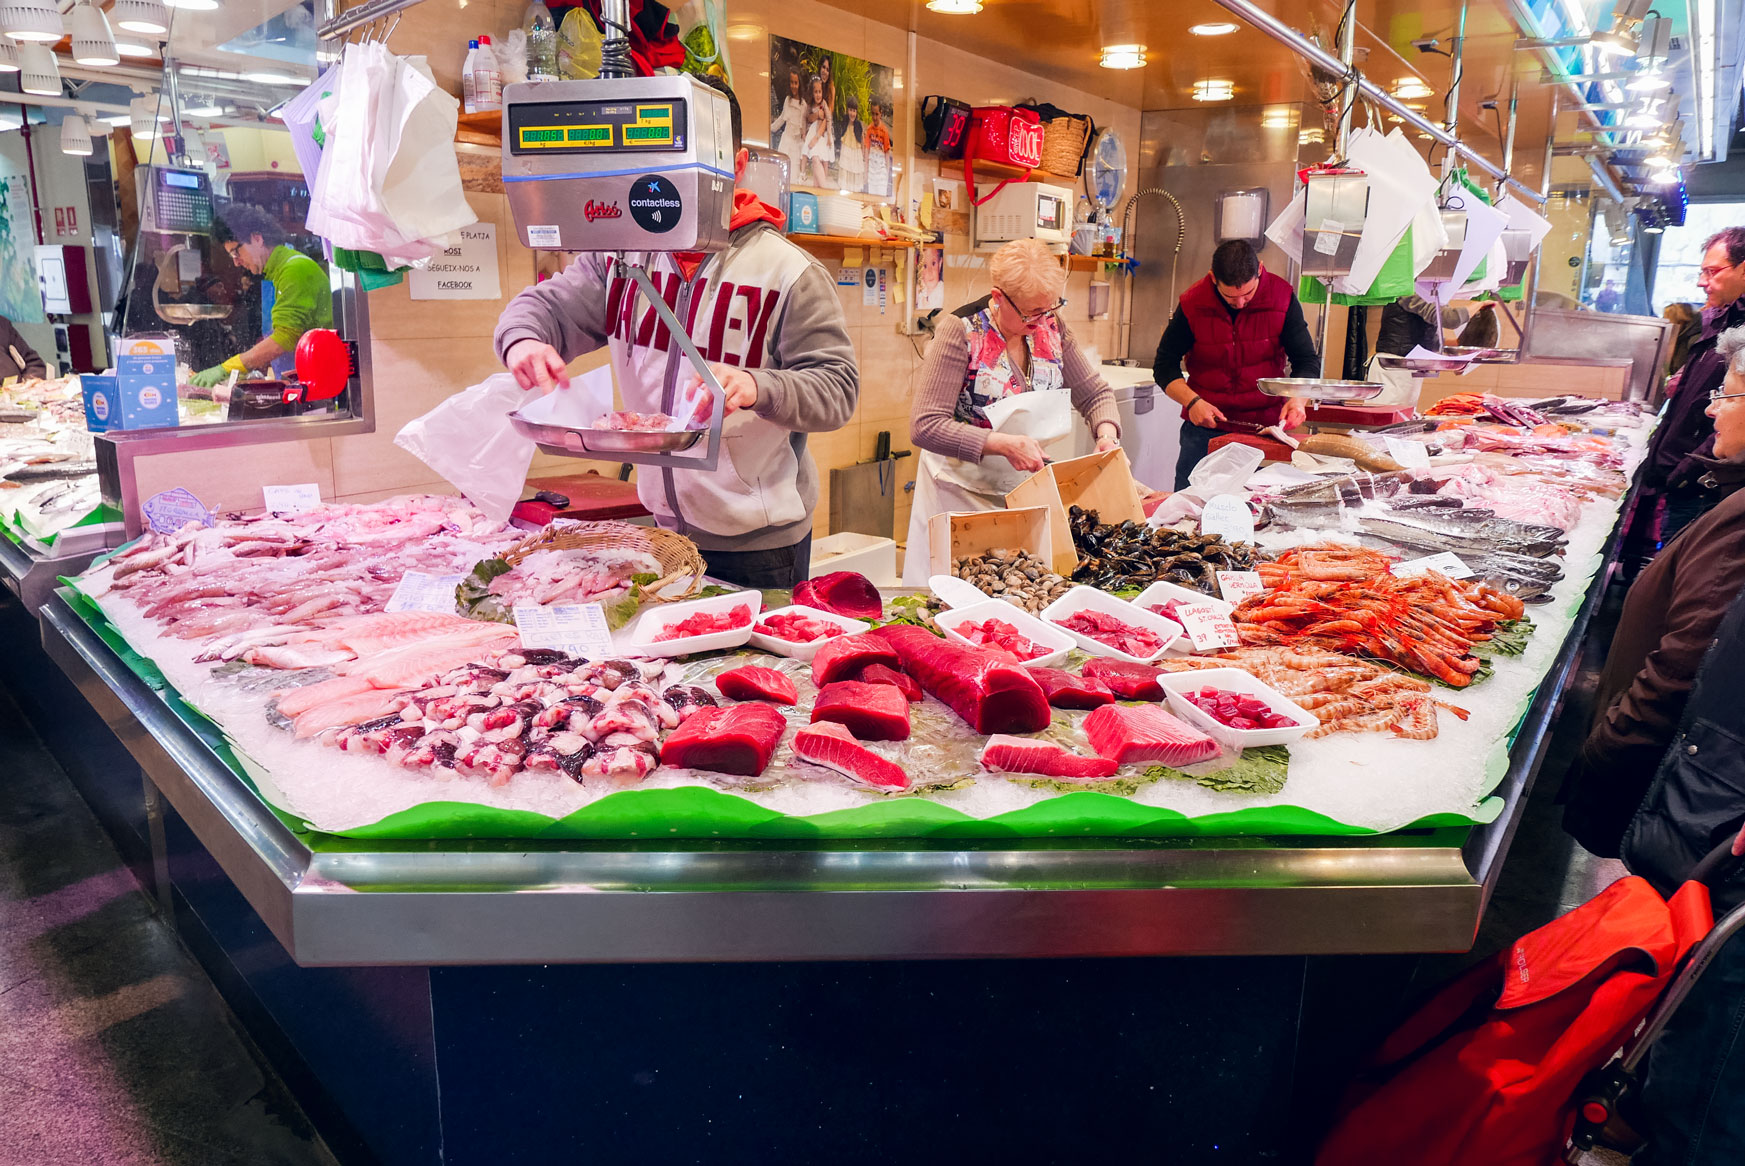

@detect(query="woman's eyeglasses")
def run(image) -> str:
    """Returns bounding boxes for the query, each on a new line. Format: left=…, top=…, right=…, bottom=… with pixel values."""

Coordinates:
left=997, top=289, right=1066, bottom=323
left=1709, top=386, right=1745, bottom=402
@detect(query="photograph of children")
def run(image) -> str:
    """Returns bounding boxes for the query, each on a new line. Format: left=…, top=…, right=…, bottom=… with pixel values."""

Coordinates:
left=918, top=245, right=945, bottom=311
left=769, top=36, right=897, bottom=197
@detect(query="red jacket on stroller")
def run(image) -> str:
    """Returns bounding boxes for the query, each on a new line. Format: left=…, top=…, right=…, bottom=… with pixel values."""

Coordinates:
left=1316, top=875, right=1713, bottom=1166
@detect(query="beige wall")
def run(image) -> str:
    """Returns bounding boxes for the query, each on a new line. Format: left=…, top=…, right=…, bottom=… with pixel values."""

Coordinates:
left=133, top=0, right=1142, bottom=547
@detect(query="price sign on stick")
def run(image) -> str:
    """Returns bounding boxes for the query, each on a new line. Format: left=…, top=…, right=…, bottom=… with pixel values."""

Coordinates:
left=1173, top=602, right=1241, bottom=651
left=262, top=483, right=322, bottom=514
left=514, top=602, right=614, bottom=659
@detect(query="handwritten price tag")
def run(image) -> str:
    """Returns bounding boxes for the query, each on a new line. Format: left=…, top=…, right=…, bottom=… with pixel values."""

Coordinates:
left=513, top=602, right=614, bottom=660
left=142, top=487, right=213, bottom=534
left=262, top=482, right=322, bottom=513
left=1395, top=551, right=1474, bottom=579
left=1173, top=601, right=1241, bottom=651
left=1215, top=570, right=1265, bottom=605
left=1199, top=495, right=1256, bottom=543
left=384, top=571, right=466, bottom=614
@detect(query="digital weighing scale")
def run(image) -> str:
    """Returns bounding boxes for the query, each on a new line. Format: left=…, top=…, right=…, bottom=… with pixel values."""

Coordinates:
left=500, top=38, right=737, bottom=472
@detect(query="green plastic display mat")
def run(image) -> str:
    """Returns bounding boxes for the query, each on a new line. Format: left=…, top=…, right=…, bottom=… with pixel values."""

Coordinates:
left=54, top=582, right=1537, bottom=846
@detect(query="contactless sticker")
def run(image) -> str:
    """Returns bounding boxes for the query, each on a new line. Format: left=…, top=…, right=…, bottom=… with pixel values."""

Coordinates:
left=629, top=175, right=682, bottom=233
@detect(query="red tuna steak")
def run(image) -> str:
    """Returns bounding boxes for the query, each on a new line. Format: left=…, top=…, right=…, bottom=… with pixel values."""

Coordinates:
left=1027, top=667, right=1115, bottom=710
left=793, top=721, right=910, bottom=790
left=1082, top=658, right=1167, bottom=701
left=853, top=662, right=922, bottom=702
left=1083, top=704, right=1219, bottom=768
left=811, top=631, right=900, bottom=687
left=979, top=735, right=1118, bottom=779
left=792, top=571, right=883, bottom=620
left=714, top=665, right=798, bottom=706
left=811, top=681, right=912, bottom=741
left=872, top=625, right=1050, bottom=735
left=659, top=703, right=787, bottom=776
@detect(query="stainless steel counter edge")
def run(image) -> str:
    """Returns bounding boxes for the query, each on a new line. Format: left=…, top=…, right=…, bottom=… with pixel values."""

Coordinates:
left=0, top=537, right=102, bottom=614
left=40, top=585, right=1602, bottom=964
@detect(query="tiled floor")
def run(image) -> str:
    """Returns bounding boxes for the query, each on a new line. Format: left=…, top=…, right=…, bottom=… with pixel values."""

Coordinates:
left=0, top=690, right=335, bottom=1166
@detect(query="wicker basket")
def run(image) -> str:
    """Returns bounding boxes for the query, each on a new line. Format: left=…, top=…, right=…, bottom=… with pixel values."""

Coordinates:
left=1039, top=114, right=1092, bottom=177
left=502, top=522, right=706, bottom=603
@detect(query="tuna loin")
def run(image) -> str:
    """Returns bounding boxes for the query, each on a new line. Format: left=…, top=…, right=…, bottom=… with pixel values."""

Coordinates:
left=811, top=631, right=901, bottom=687
left=659, top=703, right=787, bottom=776
left=714, top=665, right=799, bottom=706
left=811, top=681, right=912, bottom=741
left=852, top=662, right=922, bottom=702
left=872, top=625, right=1051, bottom=735
left=1083, top=704, right=1220, bottom=768
left=791, top=571, right=884, bottom=620
left=1082, top=658, right=1166, bottom=701
left=1027, top=667, right=1115, bottom=710
left=979, top=735, right=1118, bottom=779
left=793, top=721, right=910, bottom=790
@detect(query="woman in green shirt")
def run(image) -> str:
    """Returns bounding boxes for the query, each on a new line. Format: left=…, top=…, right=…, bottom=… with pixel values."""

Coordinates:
left=192, top=203, right=332, bottom=387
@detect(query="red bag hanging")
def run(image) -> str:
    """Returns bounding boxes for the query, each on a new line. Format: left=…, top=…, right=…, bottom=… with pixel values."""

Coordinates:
left=963, top=105, right=1043, bottom=206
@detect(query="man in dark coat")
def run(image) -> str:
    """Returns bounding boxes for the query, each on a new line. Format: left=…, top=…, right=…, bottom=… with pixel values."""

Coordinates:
left=1564, top=324, right=1745, bottom=857
left=1646, top=227, right=1745, bottom=541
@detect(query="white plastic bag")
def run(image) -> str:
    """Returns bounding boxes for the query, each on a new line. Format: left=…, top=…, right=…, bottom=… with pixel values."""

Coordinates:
left=1337, top=127, right=1437, bottom=295
left=1147, top=442, right=1264, bottom=528
left=394, top=373, right=536, bottom=524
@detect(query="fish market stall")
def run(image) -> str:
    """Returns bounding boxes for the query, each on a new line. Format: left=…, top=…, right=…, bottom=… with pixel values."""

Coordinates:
left=34, top=393, right=1650, bottom=963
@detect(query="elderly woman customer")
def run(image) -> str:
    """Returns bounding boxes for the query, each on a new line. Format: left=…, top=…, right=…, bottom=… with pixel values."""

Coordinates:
left=1562, top=323, right=1745, bottom=857
left=902, top=239, right=1121, bottom=584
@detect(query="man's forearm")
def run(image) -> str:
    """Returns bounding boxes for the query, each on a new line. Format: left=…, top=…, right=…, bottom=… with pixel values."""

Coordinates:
left=237, top=336, right=290, bottom=371
left=1161, top=378, right=1197, bottom=409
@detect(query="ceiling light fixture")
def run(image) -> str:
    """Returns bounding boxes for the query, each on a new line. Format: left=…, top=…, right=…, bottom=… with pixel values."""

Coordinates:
left=1192, top=78, right=1234, bottom=101
left=1298, top=127, right=1325, bottom=144
left=182, top=99, right=223, bottom=116
left=110, top=0, right=168, bottom=35
left=164, top=0, right=218, bottom=8
left=1696, top=0, right=1717, bottom=158
left=1189, top=21, right=1238, bottom=36
left=1260, top=106, right=1296, bottom=129
left=0, top=39, right=15, bottom=71
left=1626, top=71, right=1671, bottom=91
left=924, top=0, right=982, bottom=13
left=113, top=33, right=157, bottom=56
left=1393, top=77, right=1433, bottom=100
left=1591, top=0, right=1652, bottom=57
left=70, top=2, right=118, bottom=67
left=242, top=69, right=306, bottom=84
left=60, top=113, right=94, bottom=155
left=1100, top=44, right=1146, bottom=69
left=0, top=0, right=62, bottom=42
left=16, top=41, right=57, bottom=94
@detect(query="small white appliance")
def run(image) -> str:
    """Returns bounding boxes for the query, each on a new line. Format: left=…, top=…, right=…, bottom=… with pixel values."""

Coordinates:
left=973, top=180, right=1074, bottom=253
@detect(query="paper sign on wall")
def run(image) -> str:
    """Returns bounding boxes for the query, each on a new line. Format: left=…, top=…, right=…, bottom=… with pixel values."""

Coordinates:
left=514, top=602, right=614, bottom=659
left=409, top=224, right=501, bottom=300
left=1199, top=495, right=1256, bottom=543
left=262, top=483, right=321, bottom=513
left=1216, top=570, right=1265, bottom=605
left=385, top=571, right=467, bottom=613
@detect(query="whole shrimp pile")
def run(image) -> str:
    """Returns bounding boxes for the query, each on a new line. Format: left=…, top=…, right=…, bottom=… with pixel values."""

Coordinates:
left=1229, top=546, right=1526, bottom=688
left=1157, top=647, right=1470, bottom=739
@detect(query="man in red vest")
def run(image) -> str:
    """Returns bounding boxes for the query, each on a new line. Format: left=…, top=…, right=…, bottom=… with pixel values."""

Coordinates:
left=1152, top=240, right=1320, bottom=488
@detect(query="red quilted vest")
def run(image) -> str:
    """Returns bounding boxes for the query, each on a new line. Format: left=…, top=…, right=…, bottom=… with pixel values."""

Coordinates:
left=1180, top=270, right=1293, bottom=428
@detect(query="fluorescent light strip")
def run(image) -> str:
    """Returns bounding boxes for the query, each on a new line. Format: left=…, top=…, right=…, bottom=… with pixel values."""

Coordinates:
left=1696, top=0, right=1716, bottom=159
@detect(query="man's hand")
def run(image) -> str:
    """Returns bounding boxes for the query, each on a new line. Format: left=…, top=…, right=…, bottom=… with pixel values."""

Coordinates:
left=190, top=365, right=230, bottom=389
left=1279, top=396, right=1307, bottom=430
left=1186, top=398, right=1227, bottom=428
left=986, top=432, right=1048, bottom=473
left=1094, top=422, right=1120, bottom=453
left=684, top=363, right=759, bottom=418
left=505, top=339, right=570, bottom=393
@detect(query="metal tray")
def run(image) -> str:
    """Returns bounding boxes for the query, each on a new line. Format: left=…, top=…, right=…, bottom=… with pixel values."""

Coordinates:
left=1445, top=346, right=1519, bottom=364
left=1375, top=353, right=1473, bottom=374
left=1257, top=377, right=1386, bottom=402
left=509, top=411, right=706, bottom=455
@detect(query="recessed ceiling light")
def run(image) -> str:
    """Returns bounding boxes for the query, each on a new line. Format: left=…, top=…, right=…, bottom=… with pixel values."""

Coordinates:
left=1189, top=21, right=1238, bottom=36
left=1192, top=79, right=1234, bottom=101
left=925, top=0, right=982, bottom=12
left=1260, top=106, right=1296, bottom=129
left=1393, top=77, right=1433, bottom=100
left=1100, top=44, right=1146, bottom=69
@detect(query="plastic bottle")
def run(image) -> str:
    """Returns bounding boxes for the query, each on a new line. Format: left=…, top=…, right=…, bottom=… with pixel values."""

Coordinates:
left=474, top=34, right=502, bottom=110
left=461, top=39, right=479, bottom=114
left=523, top=0, right=557, bottom=82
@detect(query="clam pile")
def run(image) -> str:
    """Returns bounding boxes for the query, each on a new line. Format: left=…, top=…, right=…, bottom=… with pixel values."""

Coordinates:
left=1069, top=506, right=1262, bottom=594
left=950, top=548, right=1073, bottom=614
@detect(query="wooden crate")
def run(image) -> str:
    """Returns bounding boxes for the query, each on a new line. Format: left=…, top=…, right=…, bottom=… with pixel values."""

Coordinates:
left=1005, top=448, right=1142, bottom=575
left=927, top=506, right=1053, bottom=577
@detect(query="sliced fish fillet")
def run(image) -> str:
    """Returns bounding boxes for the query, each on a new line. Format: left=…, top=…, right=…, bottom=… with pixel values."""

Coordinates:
left=273, top=675, right=377, bottom=719
left=978, top=734, right=1117, bottom=779
left=1083, top=704, right=1221, bottom=768
left=293, top=690, right=404, bottom=738
left=338, top=634, right=517, bottom=688
left=793, top=721, right=910, bottom=790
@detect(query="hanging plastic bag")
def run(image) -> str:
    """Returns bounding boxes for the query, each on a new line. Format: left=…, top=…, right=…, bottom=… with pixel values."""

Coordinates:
left=1148, top=442, right=1264, bottom=527
left=674, top=0, right=730, bottom=83
left=1338, top=126, right=1436, bottom=295
left=394, top=374, right=536, bottom=524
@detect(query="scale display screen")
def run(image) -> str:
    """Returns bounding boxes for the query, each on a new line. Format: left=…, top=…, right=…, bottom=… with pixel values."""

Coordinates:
left=509, top=98, right=688, bottom=155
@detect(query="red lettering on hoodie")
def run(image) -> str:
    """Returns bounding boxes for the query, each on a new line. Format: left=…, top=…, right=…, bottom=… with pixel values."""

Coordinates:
left=746, top=287, right=783, bottom=365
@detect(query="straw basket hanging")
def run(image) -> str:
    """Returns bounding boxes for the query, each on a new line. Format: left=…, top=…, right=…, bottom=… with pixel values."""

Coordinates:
left=1039, top=113, right=1093, bottom=177
left=502, top=522, right=707, bottom=603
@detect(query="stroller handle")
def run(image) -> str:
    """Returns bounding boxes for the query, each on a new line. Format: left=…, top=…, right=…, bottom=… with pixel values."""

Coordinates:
left=1683, top=817, right=1745, bottom=889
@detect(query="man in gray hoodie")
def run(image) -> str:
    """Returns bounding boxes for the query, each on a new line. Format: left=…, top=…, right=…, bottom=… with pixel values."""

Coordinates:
left=493, top=77, right=859, bottom=589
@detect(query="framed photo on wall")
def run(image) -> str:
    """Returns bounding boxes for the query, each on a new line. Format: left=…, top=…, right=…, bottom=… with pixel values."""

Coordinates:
left=768, top=35, right=896, bottom=198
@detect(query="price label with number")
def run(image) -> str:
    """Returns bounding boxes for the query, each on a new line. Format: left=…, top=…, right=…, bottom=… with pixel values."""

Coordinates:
left=385, top=571, right=466, bottom=613
left=1172, top=601, right=1241, bottom=651
left=513, top=602, right=614, bottom=660
left=1216, top=570, right=1265, bottom=605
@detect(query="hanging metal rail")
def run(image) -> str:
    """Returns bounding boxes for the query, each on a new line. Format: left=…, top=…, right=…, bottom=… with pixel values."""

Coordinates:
left=1208, top=0, right=1548, bottom=205
left=318, top=0, right=420, bottom=44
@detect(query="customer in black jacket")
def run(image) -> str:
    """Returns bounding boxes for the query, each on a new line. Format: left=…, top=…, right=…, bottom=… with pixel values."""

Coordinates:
left=0, top=315, right=46, bottom=381
left=1619, top=581, right=1745, bottom=1166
